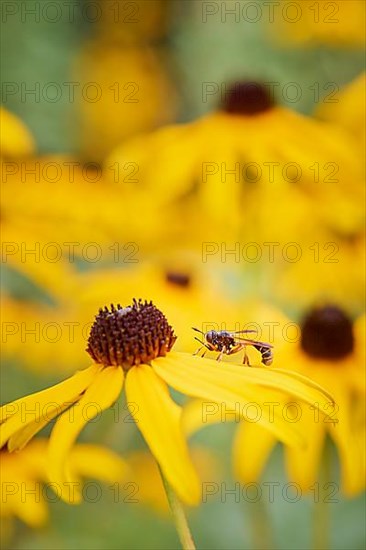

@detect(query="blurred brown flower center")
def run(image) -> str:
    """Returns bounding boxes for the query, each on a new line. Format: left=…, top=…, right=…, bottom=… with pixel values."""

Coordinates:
left=165, top=271, right=191, bottom=288
left=221, top=81, right=274, bottom=116
left=300, top=305, right=354, bottom=361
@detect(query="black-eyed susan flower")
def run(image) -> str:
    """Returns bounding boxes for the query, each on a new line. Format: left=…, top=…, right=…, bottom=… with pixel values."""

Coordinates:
left=270, top=0, right=365, bottom=48
left=1, top=299, right=336, bottom=506
left=0, top=438, right=127, bottom=530
left=184, top=304, right=364, bottom=498
left=274, top=306, right=365, bottom=497
left=106, top=81, right=362, bottom=245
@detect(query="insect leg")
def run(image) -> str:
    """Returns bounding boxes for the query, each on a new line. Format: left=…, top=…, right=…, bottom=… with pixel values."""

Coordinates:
left=193, top=337, right=213, bottom=357
left=242, top=346, right=251, bottom=366
left=227, top=343, right=246, bottom=356
left=216, top=346, right=228, bottom=362
left=194, top=345, right=205, bottom=356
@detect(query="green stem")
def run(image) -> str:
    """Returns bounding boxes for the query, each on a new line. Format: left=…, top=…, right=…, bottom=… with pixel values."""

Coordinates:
left=313, top=438, right=332, bottom=550
left=158, top=465, right=196, bottom=550
left=248, top=497, right=273, bottom=550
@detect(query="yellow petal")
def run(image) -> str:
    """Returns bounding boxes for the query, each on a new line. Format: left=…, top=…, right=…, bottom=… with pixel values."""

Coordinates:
left=182, top=399, right=223, bottom=436
left=284, top=405, right=325, bottom=491
left=7, top=401, right=76, bottom=453
left=267, top=367, right=335, bottom=405
left=68, top=444, right=128, bottom=484
left=328, top=380, right=365, bottom=496
left=233, top=421, right=276, bottom=483
left=153, top=353, right=325, bottom=447
left=125, top=364, right=200, bottom=506
left=11, top=495, right=49, bottom=528
left=48, top=366, right=124, bottom=503
left=0, top=365, right=101, bottom=449
left=126, top=450, right=169, bottom=514
left=154, top=352, right=336, bottom=419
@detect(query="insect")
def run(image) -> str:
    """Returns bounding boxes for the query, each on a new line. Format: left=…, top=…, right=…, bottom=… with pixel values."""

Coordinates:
left=192, top=327, right=273, bottom=366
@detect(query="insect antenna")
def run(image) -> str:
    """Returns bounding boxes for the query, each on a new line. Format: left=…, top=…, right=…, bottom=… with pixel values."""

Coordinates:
left=192, top=327, right=205, bottom=335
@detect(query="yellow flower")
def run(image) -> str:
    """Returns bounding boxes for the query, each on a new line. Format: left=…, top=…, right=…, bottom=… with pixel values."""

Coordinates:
left=95, top=0, right=169, bottom=45
left=276, top=233, right=365, bottom=314
left=270, top=0, right=365, bottom=47
left=184, top=304, right=365, bottom=497
left=0, top=155, right=161, bottom=298
left=0, top=438, right=127, bottom=528
left=106, top=81, right=362, bottom=244
left=272, top=306, right=365, bottom=497
left=1, top=299, right=335, bottom=506
left=75, top=45, right=176, bottom=161
left=0, top=107, right=35, bottom=159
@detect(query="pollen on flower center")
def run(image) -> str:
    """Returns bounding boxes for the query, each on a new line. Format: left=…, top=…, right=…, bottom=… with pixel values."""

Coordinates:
left=86, top=299, right=177, bottom=370
left=221, top=81, right=274, bottom=116
left=300, top=305, right=354, bottom=361
left=165, top=271, right=191, bottom=288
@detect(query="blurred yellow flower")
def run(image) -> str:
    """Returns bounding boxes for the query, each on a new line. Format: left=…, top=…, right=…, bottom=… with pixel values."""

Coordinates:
left=107, top=81, right=362, bottom=244
left=184, top=304, right=365, bottom=497
left=316, top=73, right=366, bottom=153
left=76, top=45, right=176, bottom=161
left=0, top=107, right=35, bottom=159
left=271, top=0, right=365, bottom=47
left=0, top=438, right=127, bottom=528
left=95, top=0, right=169, bottom=45
left=0, top=155, right=161, bottom=298
left=1, top=294, right=88, bottom=374
left=276, top=233, right=365, bottom=314
left=272, top=306, right=365, bottom=497
left=1, top=299, right=335, bottom=506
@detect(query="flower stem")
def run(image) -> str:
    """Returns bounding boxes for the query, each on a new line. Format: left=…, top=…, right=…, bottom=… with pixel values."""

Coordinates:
left=248, top=498, right=274, bottom=550
left=158, top=464, right=196, bottom=550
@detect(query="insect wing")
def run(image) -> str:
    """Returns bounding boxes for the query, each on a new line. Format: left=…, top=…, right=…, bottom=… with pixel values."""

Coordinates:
left=229, top=329, right=258, bottom=334
left=233, top=337, right=273, bottom=348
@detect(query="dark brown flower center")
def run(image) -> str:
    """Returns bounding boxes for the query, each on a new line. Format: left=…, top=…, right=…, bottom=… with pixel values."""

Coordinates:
left=165, top=271, right=191, bottom=288
left=86, top=299, right=177, bottom=370
left=221, top=81, right=274, bottom=116
left=300, top=306, right=354, bottom=361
